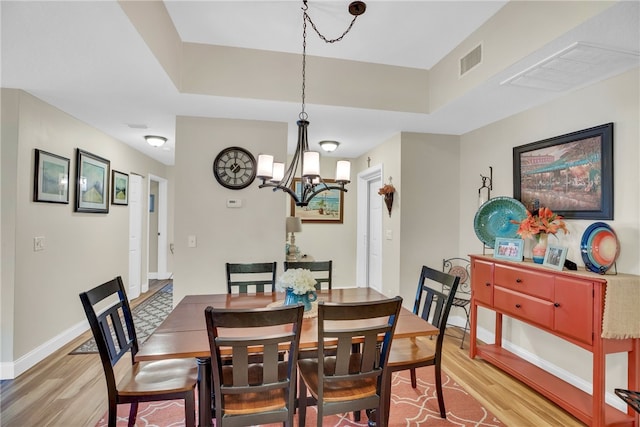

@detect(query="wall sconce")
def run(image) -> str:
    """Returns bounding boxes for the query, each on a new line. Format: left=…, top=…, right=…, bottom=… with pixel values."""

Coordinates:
left=478, top=166, right=493, bottom=206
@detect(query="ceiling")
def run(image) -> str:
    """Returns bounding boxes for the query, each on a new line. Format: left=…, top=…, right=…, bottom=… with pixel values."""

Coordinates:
left=2, top=1, right=639, bottom=166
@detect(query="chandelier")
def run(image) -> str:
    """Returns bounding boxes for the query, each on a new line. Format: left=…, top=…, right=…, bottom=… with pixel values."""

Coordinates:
left=256, top=0, right=366, bottom=206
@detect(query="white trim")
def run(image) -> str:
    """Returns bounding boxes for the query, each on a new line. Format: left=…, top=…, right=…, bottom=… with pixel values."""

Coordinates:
left=0, top=320, right=89, bottom=380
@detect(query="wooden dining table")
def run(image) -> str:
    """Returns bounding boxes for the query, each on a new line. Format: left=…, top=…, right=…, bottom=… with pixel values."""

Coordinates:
left=136, top=288, right=438, bottom=427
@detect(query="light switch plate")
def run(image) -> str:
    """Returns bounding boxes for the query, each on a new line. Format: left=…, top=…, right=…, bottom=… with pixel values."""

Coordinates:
left=187, top=235, right=197, bottom=248
left=34, top=236, right=45, bottom=251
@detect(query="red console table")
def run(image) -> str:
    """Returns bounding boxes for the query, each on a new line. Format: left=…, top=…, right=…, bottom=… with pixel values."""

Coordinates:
left=469, top=254, right=640, bottom=427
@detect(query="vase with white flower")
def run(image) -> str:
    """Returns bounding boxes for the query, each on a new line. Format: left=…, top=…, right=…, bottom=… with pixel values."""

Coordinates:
left=276, top=268, right=318, bottom=311
left=512, top=207, right=568, bottom=264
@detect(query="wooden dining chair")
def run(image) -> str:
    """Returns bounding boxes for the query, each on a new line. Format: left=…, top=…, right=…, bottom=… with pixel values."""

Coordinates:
left=225, top=262, right=277, bottom=294
left=382, top=265, right=460, bottom=423
left=284, top=260, right=332, bottom=290
left=204, top=304, right=305, bottom=427
left=79, top=276, right=197, bottom=427
left=297, top=296, right=403, bottom=427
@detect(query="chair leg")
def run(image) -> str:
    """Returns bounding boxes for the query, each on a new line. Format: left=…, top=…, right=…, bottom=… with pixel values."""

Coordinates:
left=127, top=401, right=138, bottom=427
left=184, top=390, right=196, bottom=427
left=434, top=364, right=446, bottom=418
left=298, top=377, right=307, bottom=426
left=108, top=400, right=117, bottom=427
left=410, top=368, right=417, bottom=388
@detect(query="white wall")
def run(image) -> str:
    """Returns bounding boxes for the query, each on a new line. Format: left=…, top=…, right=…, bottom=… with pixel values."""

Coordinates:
left=0, top=89, right=169, bottom=378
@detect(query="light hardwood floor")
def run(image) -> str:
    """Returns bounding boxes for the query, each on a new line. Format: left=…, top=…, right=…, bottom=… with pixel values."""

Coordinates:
left=1, top=283, right=587, bottom=427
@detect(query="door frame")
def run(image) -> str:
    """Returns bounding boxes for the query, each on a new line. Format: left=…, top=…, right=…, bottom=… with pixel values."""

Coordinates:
left=147, top=174, right=169, bottom=281
left=356, top=164, right=383, bottom=287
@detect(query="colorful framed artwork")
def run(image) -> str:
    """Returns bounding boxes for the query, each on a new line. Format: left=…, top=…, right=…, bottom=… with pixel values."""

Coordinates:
left=513, top=123, right=613, bottom=220
left=111, top=170, right=129, bottom=205
left=493, top=237, right=524, bottom=262
left=543, top=244, right=568, bottom=271
left=289, top=179, right=344, bottom=223
left=33, top=149, right=69, bottom=204
left=75, top=149, right=110, bottom=213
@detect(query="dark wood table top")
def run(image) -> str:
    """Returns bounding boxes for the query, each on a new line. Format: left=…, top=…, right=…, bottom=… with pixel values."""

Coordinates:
left=136, top=288, right=437, bottom=361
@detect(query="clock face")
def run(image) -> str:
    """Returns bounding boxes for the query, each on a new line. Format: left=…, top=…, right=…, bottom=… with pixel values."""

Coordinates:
left=213, top=147, right=257, bottom=190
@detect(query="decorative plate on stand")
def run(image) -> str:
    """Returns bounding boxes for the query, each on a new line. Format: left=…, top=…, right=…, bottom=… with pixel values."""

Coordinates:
left=474, top=197, right=527, bottom=248
left=580, top=222, right=620, bottom=274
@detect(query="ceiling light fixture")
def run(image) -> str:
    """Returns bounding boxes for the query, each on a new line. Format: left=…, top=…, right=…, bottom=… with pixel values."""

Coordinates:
left=256, top=0, right=366, bottom=206
left=145, top=135, right=167, bottom=147
left=319, top=140, right=340, bottom=152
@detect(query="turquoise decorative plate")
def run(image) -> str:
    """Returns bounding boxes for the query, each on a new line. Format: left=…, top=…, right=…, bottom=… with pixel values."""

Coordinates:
left=474, top=197, right=527, bottom=248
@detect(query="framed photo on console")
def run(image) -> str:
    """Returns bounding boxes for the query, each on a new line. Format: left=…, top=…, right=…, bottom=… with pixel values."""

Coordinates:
left=543, top=244, right=568, bottom=271
left=493, top=237, right=524, bottom=262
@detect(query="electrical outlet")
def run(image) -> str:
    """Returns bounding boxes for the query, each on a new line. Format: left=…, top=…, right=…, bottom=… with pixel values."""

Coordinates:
left=188, top=235, right=197, bottom=248
left=34, top=236, right=45, bottom=251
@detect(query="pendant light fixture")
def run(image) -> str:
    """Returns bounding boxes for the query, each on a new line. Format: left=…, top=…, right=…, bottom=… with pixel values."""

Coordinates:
left=256, top=0, right=366, bottom=206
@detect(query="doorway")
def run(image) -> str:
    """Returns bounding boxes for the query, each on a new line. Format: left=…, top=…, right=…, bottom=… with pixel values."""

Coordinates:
left=147, top=174, right=169, bottom=283
left=356, top=164, right=383, bottom=291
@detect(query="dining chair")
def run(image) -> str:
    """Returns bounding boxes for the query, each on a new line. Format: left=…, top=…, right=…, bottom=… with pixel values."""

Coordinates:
left=442, top=257, right=471, bottom=348
left=204, top=304, right=305, bottom=427
left=283, top=260, right=332, bottom=290
left=225, top=262, right=277, bottom=294
left=79, top=276, right=197, bottom=427
left=382, top=265, right=460, bottom=422
left=297, top=296, right=403, bottom=427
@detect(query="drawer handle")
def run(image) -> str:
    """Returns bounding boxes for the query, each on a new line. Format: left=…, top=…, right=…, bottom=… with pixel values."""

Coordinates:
left=515, top=304, right=521, bottom=308
left=485, top=282, right=491, bottom=287
left=515, top=278, right=523, bottom=283
left=554, top=303, right=560, bottom=307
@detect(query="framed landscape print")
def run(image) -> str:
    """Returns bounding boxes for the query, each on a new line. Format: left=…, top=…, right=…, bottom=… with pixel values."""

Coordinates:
left=75, top=149, right=110, bottom=213
left=513, top=123, right=613, bottom=220
left=289, top=179, right=344, bottom=223
left=33, top=149, right=69, bottom=203
left=111, top=170, right=129, bottom=205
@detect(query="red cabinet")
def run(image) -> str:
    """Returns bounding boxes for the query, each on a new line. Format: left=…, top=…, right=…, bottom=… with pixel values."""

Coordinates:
left=469, top=255, right=639, bottom=427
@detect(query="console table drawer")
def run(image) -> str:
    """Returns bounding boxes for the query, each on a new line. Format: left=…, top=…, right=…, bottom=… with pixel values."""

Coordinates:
left=494, top=264, right=554, bottom=301
left=494, top=286, right=554, bottom=329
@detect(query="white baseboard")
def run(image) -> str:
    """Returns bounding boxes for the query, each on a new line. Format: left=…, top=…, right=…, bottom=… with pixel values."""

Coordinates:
left=474, top=324, right=626, bottom=413
left=0, top=319, right=89, bottom=380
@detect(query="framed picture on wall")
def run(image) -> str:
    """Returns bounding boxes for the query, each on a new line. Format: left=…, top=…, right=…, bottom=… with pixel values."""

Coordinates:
left=289, top=178, right=344, bottom=223
left=513, top=123, right=613, bottom=219
left=75, top=149, right=110, bottom=213
left=33, top=149, right=70, bottom=204
left=111, top=170, right=129, bottom=205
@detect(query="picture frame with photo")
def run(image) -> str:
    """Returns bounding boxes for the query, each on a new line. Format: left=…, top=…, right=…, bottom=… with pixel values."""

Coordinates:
left=493, top=237, right=524, bottom=261
left=543, top=244, right=568, bottom=271
left=111, top=170, right=129, bottom=205
left=33, top=149, right=70, bottom=204
left=75, top=149, right=110, bottom=213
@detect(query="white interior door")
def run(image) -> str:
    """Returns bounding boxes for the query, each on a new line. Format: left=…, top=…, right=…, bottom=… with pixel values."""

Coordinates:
left=128, top=174, right=142, bottom=299
left=356, top=165, right=383, bottom=289
left=367, top=177, right=383, bottom=292
left=147, top=174, right=169, bottom=282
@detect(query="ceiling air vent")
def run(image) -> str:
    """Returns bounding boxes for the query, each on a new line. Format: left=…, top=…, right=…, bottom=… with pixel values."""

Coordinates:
left=460, top=44, right=482, bottom=76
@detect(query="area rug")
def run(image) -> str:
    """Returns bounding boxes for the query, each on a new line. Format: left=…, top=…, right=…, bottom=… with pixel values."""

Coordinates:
left=94, top=366, right=503, bottom=426
left=71, top=283, right=173, bottom=354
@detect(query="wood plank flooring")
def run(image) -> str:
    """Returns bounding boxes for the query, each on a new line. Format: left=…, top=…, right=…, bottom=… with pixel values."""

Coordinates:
left=1, top=282, right=587, bottom=427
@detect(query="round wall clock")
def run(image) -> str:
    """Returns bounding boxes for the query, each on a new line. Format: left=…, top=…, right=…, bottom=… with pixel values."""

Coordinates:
left=213, top=146, right=257, bottom=190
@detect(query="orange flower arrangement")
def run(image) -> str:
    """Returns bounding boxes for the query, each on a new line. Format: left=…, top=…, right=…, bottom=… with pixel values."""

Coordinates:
left=378, top=183, right=395, bottom=195
left=512, top=207, right=568, bottom=240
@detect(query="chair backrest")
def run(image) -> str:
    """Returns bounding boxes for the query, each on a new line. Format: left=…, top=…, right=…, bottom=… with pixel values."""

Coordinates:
left=79, top=276, right=137, bottom=395
left=442, top=257, right=471, bottom=300
left=225, top=262, right=277, bottom=294
left=205, top=304, right=305, bottom=426
left=412, top=265, right=460, bottom=349
left=315, top=296, right=403, bottom=412
left=283, top=260, right=332, bottom=290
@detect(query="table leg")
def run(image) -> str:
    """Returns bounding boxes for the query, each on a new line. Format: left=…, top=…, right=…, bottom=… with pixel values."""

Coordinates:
left=196, top=357, right=212, bottom=427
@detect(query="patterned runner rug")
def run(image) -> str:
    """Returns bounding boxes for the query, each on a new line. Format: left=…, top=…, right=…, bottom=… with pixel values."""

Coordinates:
left=70, top=283, right=173, bottom=354
left=94, top=365, right=503, bottom=426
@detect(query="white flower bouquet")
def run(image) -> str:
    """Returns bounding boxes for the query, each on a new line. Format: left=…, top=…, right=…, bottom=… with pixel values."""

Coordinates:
left=276, top=268, right=317, bottom=294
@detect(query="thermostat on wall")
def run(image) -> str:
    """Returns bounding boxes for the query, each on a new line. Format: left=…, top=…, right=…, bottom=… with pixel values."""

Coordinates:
left=226, top=199, right=242, bottom=208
